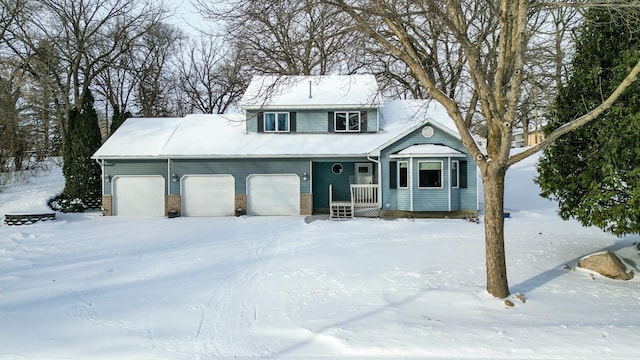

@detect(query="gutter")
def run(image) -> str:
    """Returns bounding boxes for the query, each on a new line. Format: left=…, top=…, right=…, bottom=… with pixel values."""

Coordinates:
left=93, top=153, right=378, bottom=160
left=240, top=104, right=383, bottom=111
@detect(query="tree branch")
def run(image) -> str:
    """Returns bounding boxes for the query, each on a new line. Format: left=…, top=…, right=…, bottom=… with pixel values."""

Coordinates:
left=508, top=57, right=640, bottom=166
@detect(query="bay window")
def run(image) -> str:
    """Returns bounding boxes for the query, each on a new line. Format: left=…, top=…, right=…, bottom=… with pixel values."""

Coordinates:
left=451, top=160, right=459, bottom=188
left=398, top=161, right=408, bottom=188
left=419, top=161, right=442, bottom=188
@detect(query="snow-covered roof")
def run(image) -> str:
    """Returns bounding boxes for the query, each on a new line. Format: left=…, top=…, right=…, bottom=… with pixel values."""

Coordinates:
left=93, top=99, right=461, bottom=159
left=390, top=144, right=466, bottom=158
left=239, top=75, right=382, bottom=110
left=93, top=117, right=184, bottom=157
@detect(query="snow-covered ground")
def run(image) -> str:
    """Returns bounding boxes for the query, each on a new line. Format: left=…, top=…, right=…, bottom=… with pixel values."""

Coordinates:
left=1, top=155, right=639, bottom=359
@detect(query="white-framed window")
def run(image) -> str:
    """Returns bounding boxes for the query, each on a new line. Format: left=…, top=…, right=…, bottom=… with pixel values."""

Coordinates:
left=451, top=160, right=459, bottom=188
left=398, top=161, right=408, bottom=188
left=264, top=112, right=290, bottom=132
left=335, top=111, right=360, bottom=132
left=418, top=161, right=442, bottom=188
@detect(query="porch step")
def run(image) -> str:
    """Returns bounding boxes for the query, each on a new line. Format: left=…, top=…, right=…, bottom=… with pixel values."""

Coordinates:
left=330, top=203, right=353, bottom=219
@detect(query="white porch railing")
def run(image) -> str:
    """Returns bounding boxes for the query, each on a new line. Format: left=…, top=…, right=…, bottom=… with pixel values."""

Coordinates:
left=350, top=184, right=379, bottom=208
left=330, top=184, right=380, bottom=219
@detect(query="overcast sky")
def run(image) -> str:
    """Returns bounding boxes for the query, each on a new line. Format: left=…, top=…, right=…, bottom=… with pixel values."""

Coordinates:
left=169, top=0, right=208, bottom=36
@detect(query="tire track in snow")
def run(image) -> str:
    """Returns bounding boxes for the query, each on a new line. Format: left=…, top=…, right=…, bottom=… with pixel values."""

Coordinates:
left=195, top=222, right=285, bottom=357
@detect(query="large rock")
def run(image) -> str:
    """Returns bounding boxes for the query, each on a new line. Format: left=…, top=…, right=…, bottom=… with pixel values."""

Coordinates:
left=578, top=251, right=634, bottom=280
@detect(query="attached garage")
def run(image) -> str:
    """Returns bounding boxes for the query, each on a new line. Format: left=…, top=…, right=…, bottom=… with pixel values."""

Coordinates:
left=247, top=174, right=300, bottom=215
left=112, top=175, right=165, bottom=216
left=181, top=174, right=235, bottom=216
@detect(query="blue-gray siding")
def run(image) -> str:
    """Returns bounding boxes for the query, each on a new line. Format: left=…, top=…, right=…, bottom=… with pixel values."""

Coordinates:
left=246, top=109, right=378, bottom=133
left=380, top=124, right=477, bottom=212
left=296, top=110, right=334, bottom=132
left=311, top=160, right=375, bottom=210
left=171, top=159, right=310, bottom=195
left=103, top=159, right=311, bottom=196
left=103, top=160, right=168, bottom=196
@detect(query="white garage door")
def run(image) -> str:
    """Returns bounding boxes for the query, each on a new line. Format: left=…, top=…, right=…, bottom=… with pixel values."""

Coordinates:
left=181, top=175, right=235, bottom=216
left=247, top=174, right=300, bottom=216
left=113, top=176, right=165, bottom=216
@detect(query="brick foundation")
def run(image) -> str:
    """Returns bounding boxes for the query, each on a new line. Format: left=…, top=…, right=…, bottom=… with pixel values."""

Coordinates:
left=166, top=195, right=181, bottom=216
left=235, top=194, right=247, bottom=213
left=102, top=195, right=113, bottom=216
left=300, top=193, right=312, bottom=215
left=104, top=193, right=312, bottom=217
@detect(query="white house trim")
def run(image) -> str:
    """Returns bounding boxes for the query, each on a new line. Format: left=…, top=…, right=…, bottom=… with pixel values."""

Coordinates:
left=409, top=157, right=414, bottom=211
left=390, top=144, right=466, bottom=158
left=448, top=157, right=452, bottom=211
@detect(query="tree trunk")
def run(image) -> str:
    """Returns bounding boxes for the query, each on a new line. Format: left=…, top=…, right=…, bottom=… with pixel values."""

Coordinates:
left=482, top=166, right=510, bottom=298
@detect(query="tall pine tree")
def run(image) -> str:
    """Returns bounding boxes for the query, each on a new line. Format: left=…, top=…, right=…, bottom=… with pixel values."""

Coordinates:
left=536, top=8, right=640, bottom=236
left=62, top=91, right=103, bottom=207
left=110, top=108, right=132, bottom=135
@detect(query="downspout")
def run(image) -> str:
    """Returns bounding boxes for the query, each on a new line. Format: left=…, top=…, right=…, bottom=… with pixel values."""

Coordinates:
left=95, top=159, right=105, bottom=195
left=366, top=153, right=381, bottom=208
left=309, top=160, right=313, bottom=192
left=448, top=157, right=452, bottom=212
left=309, top=160, right=313, bottom=212
left=167, top=158, right=172, bottom=195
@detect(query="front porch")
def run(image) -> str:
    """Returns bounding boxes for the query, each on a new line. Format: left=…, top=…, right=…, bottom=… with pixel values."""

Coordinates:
left=329, top=184, right=380, bottom=219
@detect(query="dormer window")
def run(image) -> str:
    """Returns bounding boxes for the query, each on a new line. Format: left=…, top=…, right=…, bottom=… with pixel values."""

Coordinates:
left=264, top=112, right=290, bottom=132
left=335, top=112, right=360, bottom=132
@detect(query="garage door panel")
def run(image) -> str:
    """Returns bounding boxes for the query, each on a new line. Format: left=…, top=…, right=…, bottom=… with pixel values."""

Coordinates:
left=247, top=174, right=300, bottom=216
left=182, top=175, right=235, bottom=216
left=113, top=176, right=165, bottom=216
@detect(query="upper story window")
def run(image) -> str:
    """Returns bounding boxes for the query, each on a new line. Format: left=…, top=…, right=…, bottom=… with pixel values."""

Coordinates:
left=264, top=112, right=290, bottom=132
left=335, top=111, right=360, bottom=132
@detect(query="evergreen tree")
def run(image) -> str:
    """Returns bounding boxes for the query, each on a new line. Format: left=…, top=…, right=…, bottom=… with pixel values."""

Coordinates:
left=110, top=108, right=132, bottom=134
left=62, top=91, right=103, bottom=208
left=536, top=8, right=640, bottom=236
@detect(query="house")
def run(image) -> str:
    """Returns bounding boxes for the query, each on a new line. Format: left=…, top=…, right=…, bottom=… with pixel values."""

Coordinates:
left=92, top=75, right=478, bottom=218
left=511, top=127, right=545, bottom=148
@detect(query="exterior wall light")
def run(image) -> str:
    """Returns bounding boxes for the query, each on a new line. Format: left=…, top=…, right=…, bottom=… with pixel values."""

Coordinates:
left=302, top=172, right=308, bottom=181
left=105, top=175, right=112, bottom=182
left=171, top=173, right=178, bottom=182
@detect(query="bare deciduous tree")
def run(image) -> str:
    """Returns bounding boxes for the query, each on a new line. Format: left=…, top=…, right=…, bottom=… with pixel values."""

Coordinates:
left=0, top=63, right=26, bottom=171
left=8, top=0, right=166, bottom=143
left=135, top=21, right=185, bottom=117
left=23, top=39, right=64, bottom=157
left=0, top=0, right=27, bottom=43
left=94, top=49, right=137, bottom=136
left=323, top=0, right=640, bottom=298
left=514, top=5, right=581, bottom=143
left=0, top=0, right=29, bottom=171
left=196, top=0, right=367, bottom=76
left=178, top=36, right=249, bottom=114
